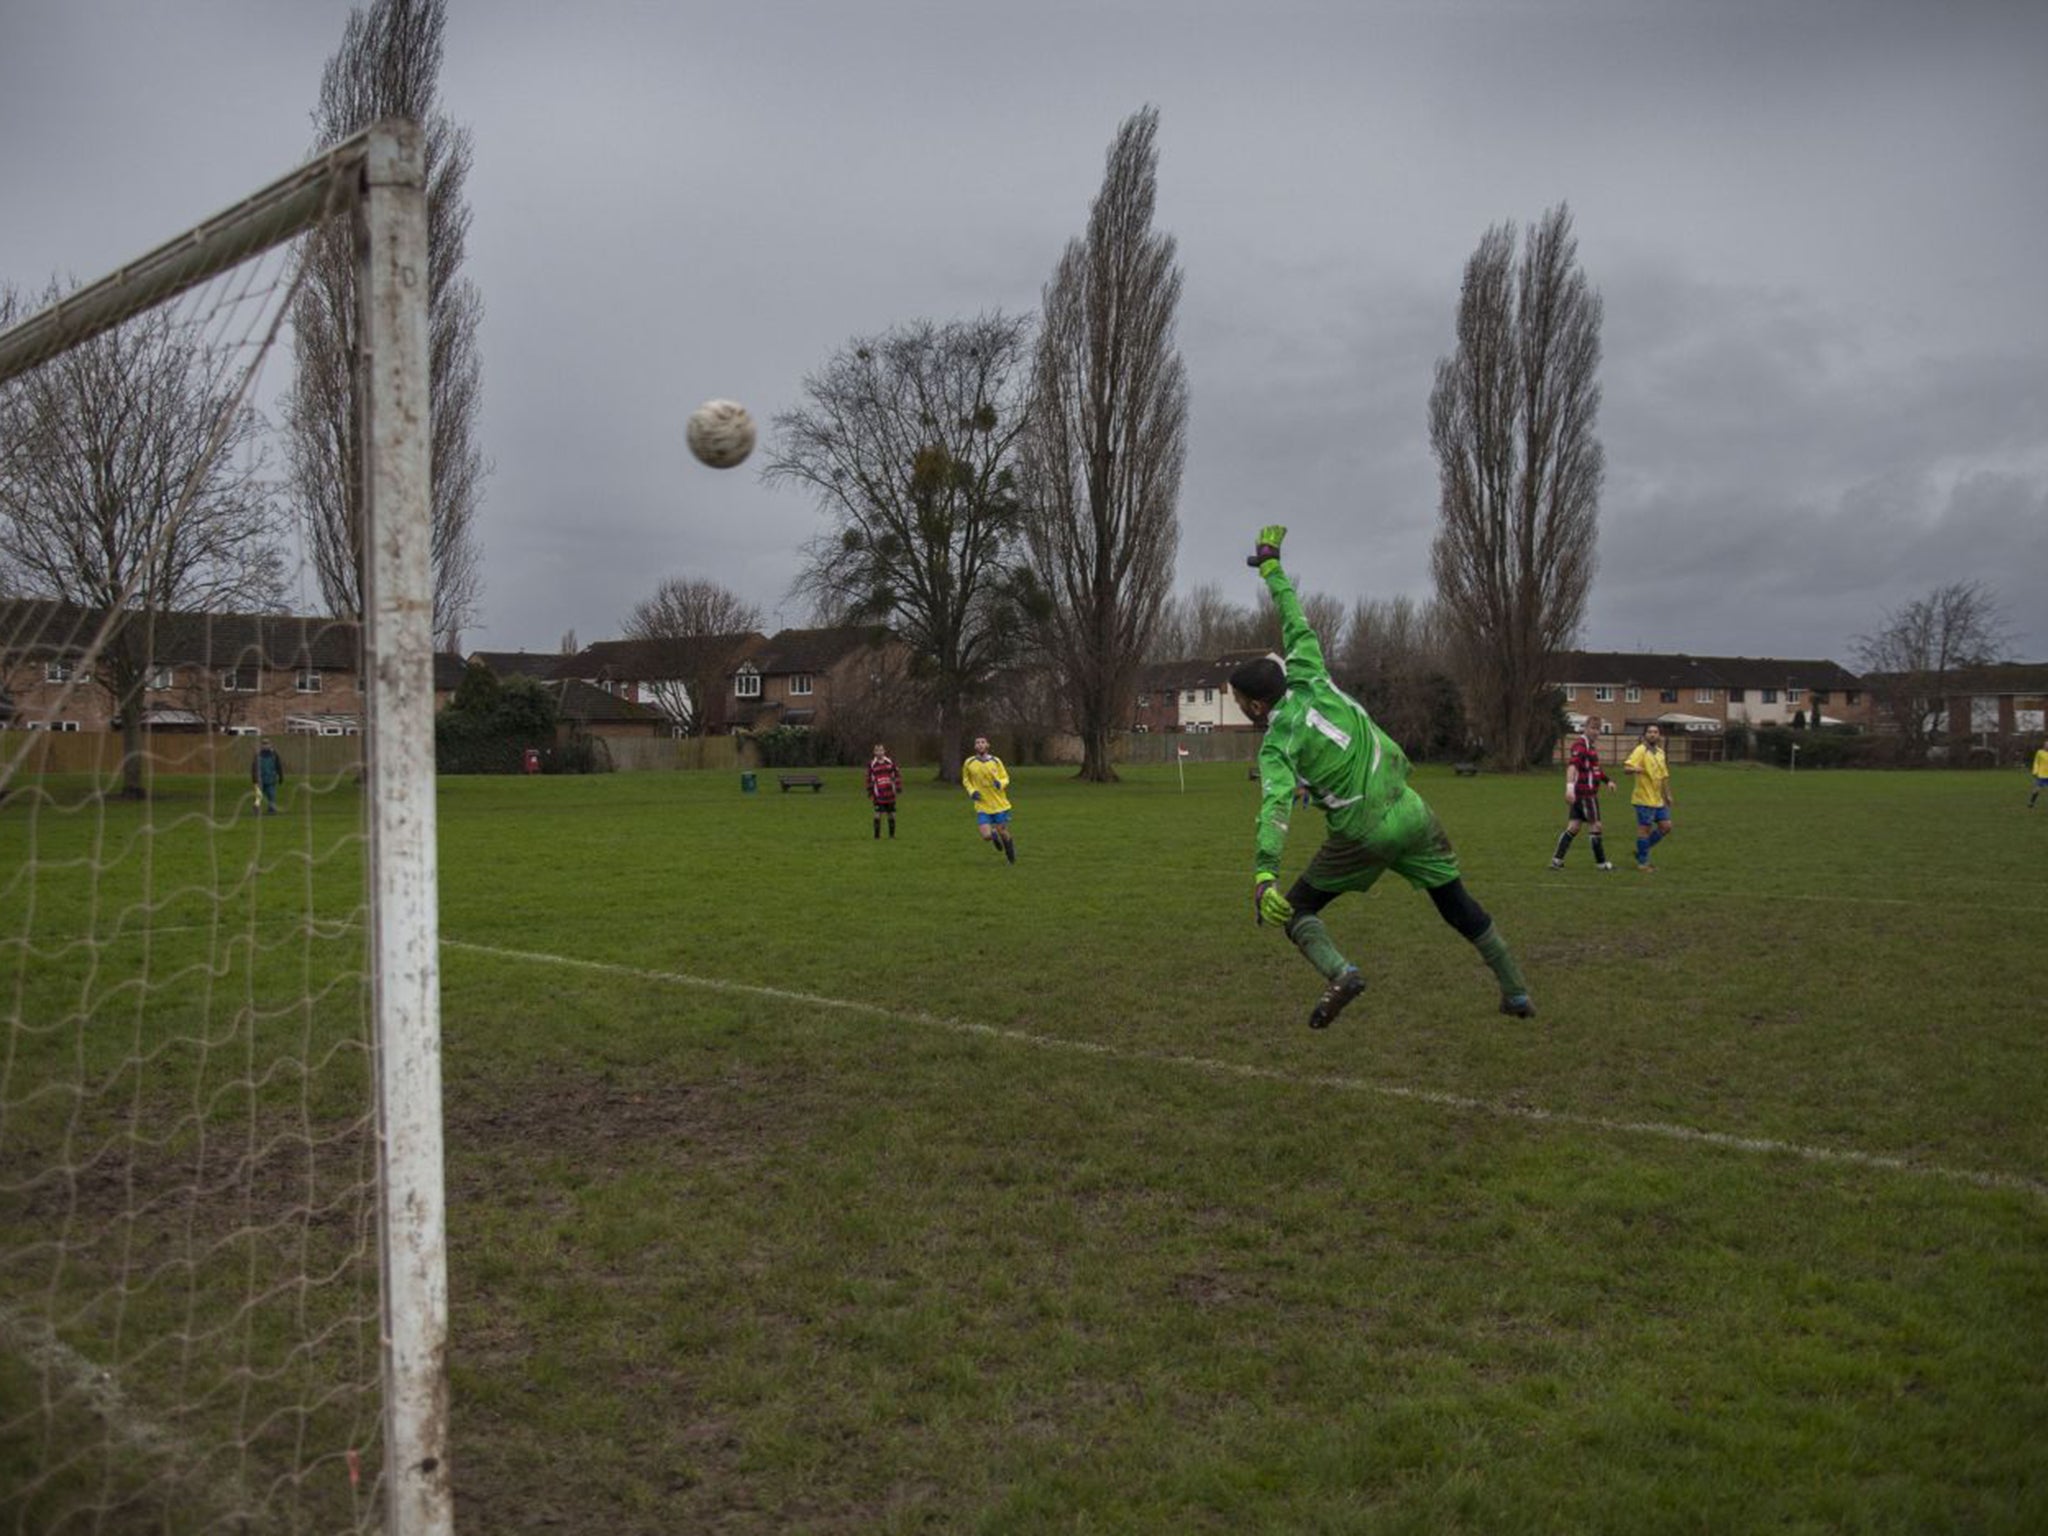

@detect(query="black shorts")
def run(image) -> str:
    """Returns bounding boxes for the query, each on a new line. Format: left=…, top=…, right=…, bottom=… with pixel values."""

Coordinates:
left=1568, top=794, right=1601, bottom=823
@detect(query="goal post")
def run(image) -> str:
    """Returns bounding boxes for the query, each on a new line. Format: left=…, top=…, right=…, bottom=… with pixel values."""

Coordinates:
left=359, top=121, right=453, bottom=1536
left=0, top=118, right=450, bottom=1535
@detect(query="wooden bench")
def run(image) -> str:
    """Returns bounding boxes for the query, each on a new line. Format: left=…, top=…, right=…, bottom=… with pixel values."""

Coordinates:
left=777, top=774, right=824, bottom=793
left=1453, top=762, right=1480, bottom=777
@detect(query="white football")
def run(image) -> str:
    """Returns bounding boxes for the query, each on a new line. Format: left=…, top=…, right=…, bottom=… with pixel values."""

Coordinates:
left=686, top=399, right=756, bottom=469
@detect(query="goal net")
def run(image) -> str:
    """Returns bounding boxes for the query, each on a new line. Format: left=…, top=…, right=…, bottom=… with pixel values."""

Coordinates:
left=0, top=122, right=448, bottom=1534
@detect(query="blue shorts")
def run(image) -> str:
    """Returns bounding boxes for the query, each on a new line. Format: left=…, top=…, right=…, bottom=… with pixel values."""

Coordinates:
left=1634, top=803, right=1670, bottom=828
left=976, top=810, right=1011, bottom=827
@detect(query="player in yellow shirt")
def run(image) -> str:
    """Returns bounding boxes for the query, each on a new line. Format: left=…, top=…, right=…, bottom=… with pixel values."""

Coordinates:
left=2029, top=739, right=2048, bottom=809
left=961, top=735, right=1016, bottom=863
left=1622, top=723, right=1674, bottom=871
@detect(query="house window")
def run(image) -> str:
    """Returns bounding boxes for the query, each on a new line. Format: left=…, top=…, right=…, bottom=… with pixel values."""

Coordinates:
left=1761, top=688, right=1778, bottom=704
left=44, top=661, right=72, bottom=684
left=52, top=720, right=81, bottom=733
left=1659, top=689, right=1678, bottom=704
left=148, top=666, right=175, bottom=690
left=295, top=671, right=322, bottom=694
left=790, top=674, right=813, bottom=697
left=220, top=669, right=258, bottom=693
left=1625, top=687, right=1642, bottom=703
left=1593, top=686, right=1614, bottom=702
left=1136, top=693, right=1149, bottom=708
left=1787, top=687, right=1802, bottom=704
left=1563, top=685, right=1578, bottom=700
left=1728, top=687, right=1746, bottom=703
left=1184, top=689, right=1196, bottom=704
left=1694, top=688, right=1714, bottom=704
left=1811, top=690, right=1829, bottom=705
left=735, top=669, right=761, bottom=699
left=1203, top=687, right=1215, bottom=703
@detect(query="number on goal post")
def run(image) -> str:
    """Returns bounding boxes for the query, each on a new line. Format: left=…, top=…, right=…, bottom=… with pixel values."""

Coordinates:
left=0, top=120, right=450, bottom=1534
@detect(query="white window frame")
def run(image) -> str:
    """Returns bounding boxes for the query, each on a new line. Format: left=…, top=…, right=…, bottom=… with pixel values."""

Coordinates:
left=1762, top=688, right=1779, bottom=704
left=148, top=666, right=175, bottom=690
left=1787, top=686, right=1803, bottom=704
left=1563, top=684, right=1578, bottom=700
left=295, top=670, right=323, bottom=694
left=1625, top=686, right=1642, bottom=703
left=44, top=661, right=71, bottom=684
left=734, top=668, right=761, bottom=699
left=1593, top=686, right=1614, bottom=703
left=51, top=719, right=81, bottom=733
left=220, top=669, right=257, bottom=693
left=1694, top=687, right=1714, bottom=704
left=789, top=673, right=814, bottom=697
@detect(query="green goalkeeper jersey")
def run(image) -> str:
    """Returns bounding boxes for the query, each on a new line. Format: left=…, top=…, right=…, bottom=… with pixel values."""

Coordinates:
left=1252, top=562, right=1417, bottom=878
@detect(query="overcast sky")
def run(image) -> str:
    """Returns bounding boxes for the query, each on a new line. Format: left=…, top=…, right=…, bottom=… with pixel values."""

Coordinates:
left=3, top=0, right=2043, bottom=663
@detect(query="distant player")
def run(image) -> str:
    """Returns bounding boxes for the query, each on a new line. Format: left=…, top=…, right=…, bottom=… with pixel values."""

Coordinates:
left=866, top=742, right=903, bottom=839
left=2030, top=738, right=2048, bottom=808
left=961, top=735, right=1016, bottom=863
left=1230, top=524, right=1533, bottom=1027
left=1623, top=723, right=1675, bottom=870
left=1550, top=714, right=1615, bottom=871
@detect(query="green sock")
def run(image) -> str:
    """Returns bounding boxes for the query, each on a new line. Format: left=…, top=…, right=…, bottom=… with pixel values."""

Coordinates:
left=1473, top=923, right=1527, bottom=998
left=1287, top=915, right=1351, bottom=982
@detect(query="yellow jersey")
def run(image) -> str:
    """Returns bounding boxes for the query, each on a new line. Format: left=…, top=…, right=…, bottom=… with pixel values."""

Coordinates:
left=962, top=753, right=1011, bottom=814
left=1623, top=742, right=1670, bottom=807
left=2033, top=748, right=2048, bottom=779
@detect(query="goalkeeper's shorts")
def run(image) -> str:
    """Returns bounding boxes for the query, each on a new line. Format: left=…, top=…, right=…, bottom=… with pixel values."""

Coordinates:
left=1303, top=791, right=1460, bottom=895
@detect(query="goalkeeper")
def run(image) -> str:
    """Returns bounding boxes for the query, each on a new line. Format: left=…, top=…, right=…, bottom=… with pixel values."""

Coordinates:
left=1231, top=525, right=1534, bottom=1029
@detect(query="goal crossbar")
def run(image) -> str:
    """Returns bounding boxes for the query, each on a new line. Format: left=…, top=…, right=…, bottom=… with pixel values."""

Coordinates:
left=0, top=121, right=390, bottom=385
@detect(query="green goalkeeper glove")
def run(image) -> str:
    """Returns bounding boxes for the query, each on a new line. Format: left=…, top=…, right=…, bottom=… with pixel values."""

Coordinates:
left=1245, top=523, right=1287, bottom=574
left=1253, top=874, right=1293, bottom=927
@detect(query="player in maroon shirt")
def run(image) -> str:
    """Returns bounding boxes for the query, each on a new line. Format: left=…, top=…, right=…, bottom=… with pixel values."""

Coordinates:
left=866, top=743, right=903, bottom=839
left=1549, top=715, right=1615, bottom=871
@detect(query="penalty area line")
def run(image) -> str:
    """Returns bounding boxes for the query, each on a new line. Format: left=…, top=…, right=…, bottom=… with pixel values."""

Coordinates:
left=445, top=939, right=2047, bottom=1203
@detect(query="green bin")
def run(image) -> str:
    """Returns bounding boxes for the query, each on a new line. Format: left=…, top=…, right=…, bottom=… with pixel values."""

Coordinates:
left=740, top=771, right=757, bottom=793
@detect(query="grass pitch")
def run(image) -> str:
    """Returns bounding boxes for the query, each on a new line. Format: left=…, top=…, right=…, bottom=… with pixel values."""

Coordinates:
left=7, top=761, right=2046, bottom=1531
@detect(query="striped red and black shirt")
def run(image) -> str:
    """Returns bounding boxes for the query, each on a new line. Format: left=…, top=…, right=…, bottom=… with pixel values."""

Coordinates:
left=1567, top=735, right=1608, bottom=799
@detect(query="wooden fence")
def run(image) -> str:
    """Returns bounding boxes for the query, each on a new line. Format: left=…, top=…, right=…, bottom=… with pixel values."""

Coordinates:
left=3, top=731, right=364, bottom=781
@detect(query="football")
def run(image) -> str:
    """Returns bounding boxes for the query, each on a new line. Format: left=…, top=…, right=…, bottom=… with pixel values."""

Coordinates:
left=686, top=399, right=756, bottom=469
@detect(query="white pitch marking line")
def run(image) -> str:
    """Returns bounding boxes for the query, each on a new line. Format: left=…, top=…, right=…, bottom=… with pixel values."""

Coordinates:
left=447, top=939, right=2046, bottom=1202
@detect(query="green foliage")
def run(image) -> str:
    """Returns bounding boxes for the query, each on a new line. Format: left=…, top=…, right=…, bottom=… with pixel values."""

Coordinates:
left=1755, top=724, right=1871, bottom=769
left=751, top=723, right=857, bottom=768
left=437, top=668, right=571, bottom=773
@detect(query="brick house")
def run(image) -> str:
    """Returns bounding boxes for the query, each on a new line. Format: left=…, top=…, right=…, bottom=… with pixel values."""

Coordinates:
left=1, top=598, right=367, bottom=738
left=1550, top=651, right=1871, bottom=757
left=466, top=649, right=570, bottom=683
left=1133, top=653, right=1265, bottom=735
left=544, top=677, right=673, bottom=740
left=729, top=625, right=907, bottom=737
left=1859, top=661, right=2048, bottom=751
left=559, top=632, right=769, bottom=735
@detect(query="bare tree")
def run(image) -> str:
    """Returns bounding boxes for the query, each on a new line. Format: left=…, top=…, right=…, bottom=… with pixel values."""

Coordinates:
left=622, top=576, right=763, bottom=735
left=1428, top=202, right=1603, bottom=769
left=0, top=287, right=283, bottom=795
left=1150, top=582, right=1250, bottom=661
left=768, top=314, right=1036, bottom=779
left=1853, top=580, right=2012, bottom=753
left=1337, top=594, right=1465, bottom=759
left=1023, top=107, right=1187, bottom=781
left=286, top=0, right=484, bottom=648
